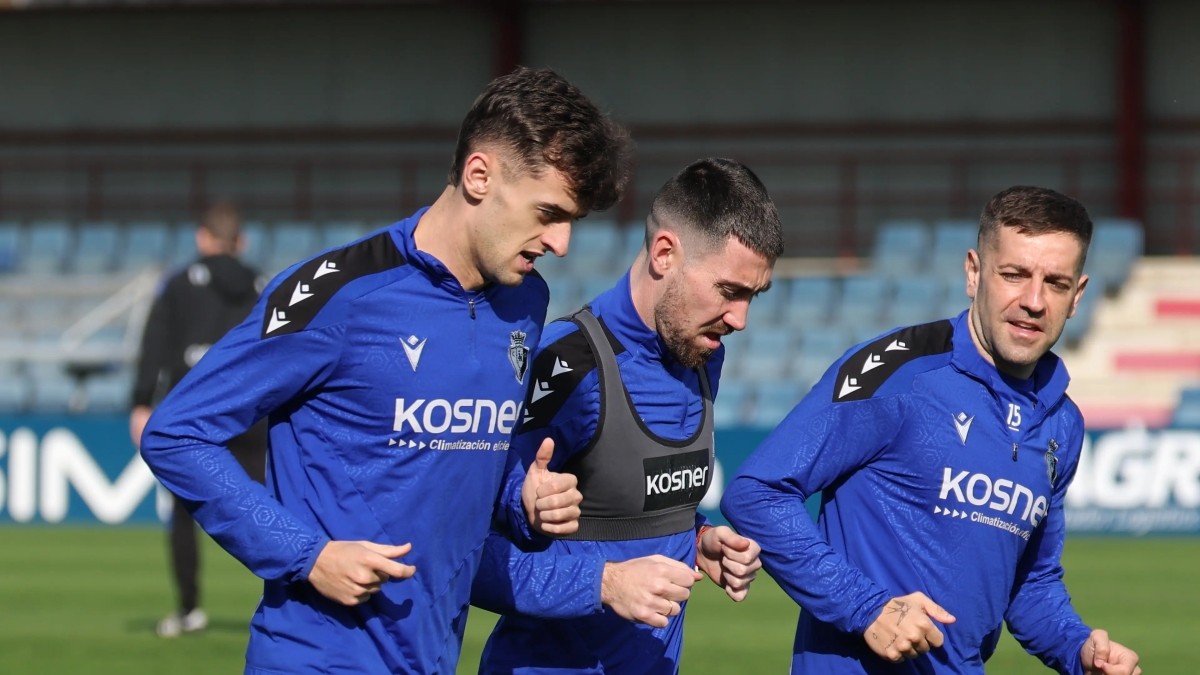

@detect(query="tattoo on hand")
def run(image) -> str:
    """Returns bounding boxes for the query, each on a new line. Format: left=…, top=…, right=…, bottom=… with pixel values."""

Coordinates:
left=886, top=601, right=911, bottom=626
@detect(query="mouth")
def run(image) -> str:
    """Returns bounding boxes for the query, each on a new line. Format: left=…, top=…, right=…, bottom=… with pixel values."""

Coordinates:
left=519, top=251, right=540, bottom=270
left=1008, top=319, right=1042, bottom=336
left=700, top=328, right=728, bottom=349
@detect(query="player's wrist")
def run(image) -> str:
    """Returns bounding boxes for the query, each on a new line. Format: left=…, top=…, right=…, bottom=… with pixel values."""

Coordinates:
left=695, top=524, right=714, bottom=553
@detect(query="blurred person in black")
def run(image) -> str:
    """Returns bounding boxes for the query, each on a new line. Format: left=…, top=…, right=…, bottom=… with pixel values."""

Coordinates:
left=129, top=201, right=267, bottom=638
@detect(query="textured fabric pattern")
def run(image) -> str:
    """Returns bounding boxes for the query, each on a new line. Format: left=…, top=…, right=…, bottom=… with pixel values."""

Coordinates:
left=141, top=209, right=548, bottom=674
left=473, top=272, right=722, bottom=675
left=722, top=311, right=1092, bottom=675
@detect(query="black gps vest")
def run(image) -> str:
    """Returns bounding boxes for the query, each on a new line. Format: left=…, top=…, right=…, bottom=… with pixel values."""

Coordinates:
left=559, top=308, right=715, bottom=541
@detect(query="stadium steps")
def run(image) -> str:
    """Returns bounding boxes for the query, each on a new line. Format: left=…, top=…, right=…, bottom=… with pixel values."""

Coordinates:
left=1060, top=256, right=1200, bottom=429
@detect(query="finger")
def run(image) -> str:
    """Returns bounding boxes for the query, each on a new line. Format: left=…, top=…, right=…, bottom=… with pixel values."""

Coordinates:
left=359, top=541, right=414, bottom=560
left=535, top=488, right=582, bottom=510
left=666, top=600, right=682, bottom=617
left=921, top=598, right=956, bottom=625
left=725, top=586, right=749, bottom=602
left=532, top=437, right=555, bottom=473
left=1091, top=630, right=1111, bottom=666
left=926, top=623, right=946, bottom=649
left=715, top=527, right=752, bottom=552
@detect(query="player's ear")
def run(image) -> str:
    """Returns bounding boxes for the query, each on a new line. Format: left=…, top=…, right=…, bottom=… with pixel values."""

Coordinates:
left=461, top=151, right=494, bottom=200
left=965, top=249, right=980, bottom=301
left=647, top=229, right=680, bottom=277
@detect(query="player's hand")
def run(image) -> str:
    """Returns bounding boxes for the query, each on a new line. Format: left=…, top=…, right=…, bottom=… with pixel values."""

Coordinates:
left=1081, top=629, right=1142, bottom=675
left=601, top=554, right=703, bottom=629
left=695, top=525, right=762, bottom=601
left=308, top=541, right=416, bottom=606
left=521, top=438, right=582, bottom=536
left=129, top=405, right=153, bottom=449
left=863, top=592, right=956, bottom=663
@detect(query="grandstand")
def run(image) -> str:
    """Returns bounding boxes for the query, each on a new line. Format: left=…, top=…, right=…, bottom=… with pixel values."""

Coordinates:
left=1, top=213, right=1196, bottom=432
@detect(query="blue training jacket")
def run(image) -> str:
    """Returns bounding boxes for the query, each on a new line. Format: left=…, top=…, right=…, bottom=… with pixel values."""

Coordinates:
left=472, top=272, right=721, bottom=675
left=141, top=209, right=544, bottom=674
left=722, top=311, right=1093, bottom=674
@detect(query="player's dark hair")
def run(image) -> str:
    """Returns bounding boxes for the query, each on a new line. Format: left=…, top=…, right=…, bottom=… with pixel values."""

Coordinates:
left=645, top=158, right=784, bottom=261
left=449, top=66, right=632, bottom=214
left=978, top=186, right=1093, bottom=267
left=199, top=201, right=242, bottom=251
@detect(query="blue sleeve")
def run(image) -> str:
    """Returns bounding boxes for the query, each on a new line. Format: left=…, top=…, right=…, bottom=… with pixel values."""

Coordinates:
left=491, top=444, right=545, bottom=548
left=472, top=364, right=601, bottom=616
left=471, top=531, right=605, bottom=618
left=720, top=371, right=900, bottom=635
left=139, top=306, right=339, bottom=583
left=1004, top=428, right=1091, bottom=674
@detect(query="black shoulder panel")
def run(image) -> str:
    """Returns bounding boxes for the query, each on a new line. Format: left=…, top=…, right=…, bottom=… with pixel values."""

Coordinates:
left=259, top=231, right=407, bottom=339
left=520, top=310, right=626, bottom=432
left=831, top=319, right=954, bottom=402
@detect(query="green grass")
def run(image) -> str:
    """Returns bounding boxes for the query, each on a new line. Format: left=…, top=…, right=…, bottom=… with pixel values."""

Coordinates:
left=0, top=527, right=1191, bottom=674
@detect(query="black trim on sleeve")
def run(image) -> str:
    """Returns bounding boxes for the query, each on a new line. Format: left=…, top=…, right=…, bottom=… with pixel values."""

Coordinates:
left=259, top=231, right=407, bottom=339
left=519, top=307, right=626, bottom=432
left=831, top=319, right=954, bottom=402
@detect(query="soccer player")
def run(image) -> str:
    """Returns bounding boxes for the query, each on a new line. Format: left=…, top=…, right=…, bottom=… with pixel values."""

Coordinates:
left=129, top=201, right=267, bottom=638
left=139, top=66, right=631, bottom=674
left=722, top=186, right=1141, bottom=674
left=471, top=158, right=780, bottom=674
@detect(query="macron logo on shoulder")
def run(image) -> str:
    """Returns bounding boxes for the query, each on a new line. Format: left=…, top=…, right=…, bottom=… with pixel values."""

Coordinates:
left=266, top=309, right=290, bottom=334
left=315, top=260, right=339, bottom=278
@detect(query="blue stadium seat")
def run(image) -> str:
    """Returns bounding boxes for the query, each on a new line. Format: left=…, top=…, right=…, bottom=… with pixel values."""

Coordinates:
left=238, top=220, right=271, bottom=271
left=618, top=224, right=646, bottom=262
left=545, top=277, right=582, bottom=322
left=73, top=221, right=122, bottom=274
left=1172, top=387, right=1200, bottom=429
left=737, top=325, right=797, bottom=381
left=834, top=275, right=892, bottom=332
left=792, top=327, right=852, bottom=388
left=168, top=222, right=198, bottom=268
left=930, top=219, right=977, bottom=282
left=745, top=275, right=790, bottom=327
left=569, top=220, right=622, bottom=276
left=22, top=220, right=73, bottom=275
left=267, top=221, right=322, bottom=275
left=872, top=219, right=931, bottom=278
left=889, top=276, right=948, bottom=325
left=123, top=220, right=173, bottom=271
left=0, top=369, right=32, bottom=412
left=27, top=362, right=78, bottom=412
left=82, top=370, right=132, bottom=413
left=576, top=275, right=613, bottom=307
left=713, top=378, right=753, bottom=428
left=748, top=380, right=807, bottom=428
left=1088, top=218, right=1144, bottom=296
left=0, top=220, right=21, bottom=273
left=320, top=220, right=370, bottom=250
left=780, top=276, right=838, bottom=327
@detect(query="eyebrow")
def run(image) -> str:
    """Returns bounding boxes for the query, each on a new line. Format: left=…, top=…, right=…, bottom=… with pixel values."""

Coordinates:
left=720, top=279, right=772, bottom=295
left=538, top=203, right=579, bottom=221
left=997, top=263, right=1073, bottom=284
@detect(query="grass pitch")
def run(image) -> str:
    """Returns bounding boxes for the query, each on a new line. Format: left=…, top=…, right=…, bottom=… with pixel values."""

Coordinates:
left=0, top=527, right=1190, bottom=674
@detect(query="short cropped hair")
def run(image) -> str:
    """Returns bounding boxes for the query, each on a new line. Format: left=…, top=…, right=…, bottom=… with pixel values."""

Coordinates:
left=449, top=66, right=632, bottom=214
left=199, top=201, right=242, bottom=249
left=978, top=186, right=1093, bottom=267
left=646, top=158, right=784, bottom=261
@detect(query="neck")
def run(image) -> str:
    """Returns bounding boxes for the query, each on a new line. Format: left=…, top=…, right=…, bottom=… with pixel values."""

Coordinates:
left=966, top=305, right=1034, bottom=380
left=627, top=250, right=658, bottom=332
left=413, top=185, right=484, bottom=290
